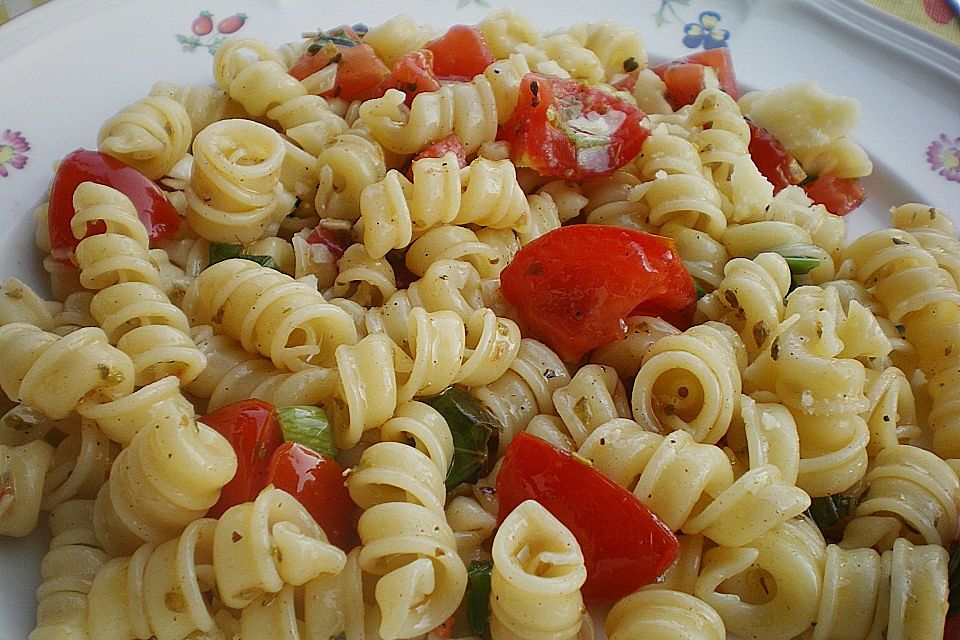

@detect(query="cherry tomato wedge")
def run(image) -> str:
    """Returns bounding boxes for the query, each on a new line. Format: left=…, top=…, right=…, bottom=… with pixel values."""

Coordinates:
left=496, top=432, right=679, bottom=602
left=747, top=121, right=805, bottom=192
left=499, top=225, right=697, bottom=361
left=201, top=399, right=284, bottom=518
left=267, top=442, right=357, bottom=551
left=423, top=25, right=494, bottom=81
left=801, top=173, right=866, bottom=216
left=289, top=26, right=392, bottom=101
left=48, top=149, right=180, bottom=262
left=650, top=47, right=739, bottom=108
left=393, top=49, right=441, bottom=105
left=497, top=73, right=649, bottom=180
left=406, top=134, right=468, bottom=180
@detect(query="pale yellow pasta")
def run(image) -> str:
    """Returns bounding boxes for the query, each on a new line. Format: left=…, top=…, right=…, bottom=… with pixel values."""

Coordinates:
left=328, top=332, right=399, bottom=449
left=659, top=222, right=730, bottom=290
left=404, top=224, right=504, bottom=279
left=489, top=499, right=586, bottom=640
left=590, top=315, right=680, bottom=379
left=892, top=203, right=960, bottom=287
left=362, top=14, right=436, bottom=67
left=40, top=422, right=114, bottom=513
left=861, top=366, right=920, bottom=455
left=632, top=322, right=746, bottom=444
left=358, top=76, right=498, bottom=155
left=478, top=9, right=540, bottom=59
left=331, top=242, right=398, bottom=307
left=550, top=364, right=630, bottom=448
left=722, top=220, right=837, bottom=285
left=605, top=589, right=725, bottom=640
left=97, top=95, right=192, bottom=180
left=0, top=277, right=62, bottom=331
left=149, top=81, right=243, bottom=136
left=182, top=258, right=358, bottom=371
left=186, top=118, right=290, bottom=244
left=29, top=500, right=108, bottom=640
left=0, top=440, right=54, bottom=537
left=93, top=407, right=236, bottom=556
left=566, top=21, right=647, bottom=80
left=521, top=32, right=604, bottom=84
left=0, top=323, right=135, bottom=420
left=445, top=494, right=497, bottom=564
left=314, top=122, right=389, bottom=222
left=214, top=487, right=346, bottom=609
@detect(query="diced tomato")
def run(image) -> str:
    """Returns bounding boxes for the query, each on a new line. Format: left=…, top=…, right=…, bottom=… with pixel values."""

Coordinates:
left=650, top=47, right=739, bottom=108
left=406, top=135, right=468, bottom=180
left=497, top=73, right=649, bottom=180
left=747, top=121, right=806, bottom=192
left=423, top=25, right=494, bottom=81
left=393, top=49, right=441, bottom=105
left=202, top=399, right=284, bottom=518
left=802, top=173, right=866, bottom=216
left=496, top=432, right=679, bottom=603
left=611, top=72, right=639, bottom=94
left=48, top=149, right=180, bottom=263
left=305, top=222, right=352, bottom=260
left=289, top=26, right=391, bottom=101
left=944, top=612, right=960, bottom=640
left=267, top=442, right=357, bottom=550
left=499, top=225, right=697, bottom=361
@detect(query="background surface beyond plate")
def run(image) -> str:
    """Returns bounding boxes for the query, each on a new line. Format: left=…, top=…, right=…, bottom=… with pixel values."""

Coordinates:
left=0, top=0, right=958, bottom=637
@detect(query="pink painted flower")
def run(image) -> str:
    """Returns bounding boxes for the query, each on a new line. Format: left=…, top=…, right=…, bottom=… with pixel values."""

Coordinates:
left=0, top=129, right=29, bottom=178
left=927, top=133, right=960, bottom=183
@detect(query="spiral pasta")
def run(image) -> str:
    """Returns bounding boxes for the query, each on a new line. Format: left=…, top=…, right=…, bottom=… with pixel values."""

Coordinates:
left=358, top=74, right=498, bottom=155
left=0, top=439, right=54, bottom=536
left=186, top=118, right=290, bottom=244
left=632, top=322, right=746, bottom=444
left=314, top=122, right=389, bottom=222
left=489, top=499, right=586, bottom=640
left=605, top=589, right=725, bottom=640
left=359, top=152, right=529, bottom=259
left=182, top=258, right=358, bottom=371
left=93, top=404, right=236, bottom=556
left=29, top=500, right=109, bottom=640
left=347, top=438, right=467, bottom=639
left=97, top=95, right=192, bottom=180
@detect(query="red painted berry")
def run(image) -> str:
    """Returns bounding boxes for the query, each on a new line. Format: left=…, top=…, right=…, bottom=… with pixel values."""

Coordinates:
left=216, top=13, right=247, bottom=34
left=924, top=0, right=952, bottom=23
left=191, top=11, right=214, bottom=36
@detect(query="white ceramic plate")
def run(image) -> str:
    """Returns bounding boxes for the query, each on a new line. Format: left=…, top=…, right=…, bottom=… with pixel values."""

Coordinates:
left=0, top=0, right=958, bottom=637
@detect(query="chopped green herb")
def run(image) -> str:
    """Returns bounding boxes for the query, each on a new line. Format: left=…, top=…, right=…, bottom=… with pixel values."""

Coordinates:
left=209, top=243, right=280, bottom=271
left=466, top=560, right=493, bottom=635
left=784, top=256, right=821, bottom=276
left=622, top=56, right=639, bottom=72
left=895, top=324, right=906, bottom=337
left=805, top=493, right=854, bottom=532
left=695, top=280, right=707, bottom=299
left=422, top=386, right=501, bottom=491
left=797, top=173, right=818, bottom=187
left=892, top=237, right=908, bottom=246
left=276, top=406, right=337, bottom=458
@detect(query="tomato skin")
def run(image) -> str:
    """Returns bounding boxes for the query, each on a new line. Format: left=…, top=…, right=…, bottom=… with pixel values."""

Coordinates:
left=267, top=442, right=357, bottom=551
left=423, top=25, right=494, bottom=81
left=202, top=400, right=284, bottom=519
left=406, top=134, right=468, bottom=180
left=393, top=49, right=441, bottom=105
left=496, top=432, right=679, bottom=602
left=944, top=613, right=960, bottom=640
left=801, top=173, right=866, bottom=216
left=48, top=149, right=180, bottom=262
left=289, top=27, right=391, bottom=101
left=499, top=225, right=697, bottom=361
left=305, top=223, right=352, bottom=260
left=650, top=47, right=739, bottom=107
left=497, top=73, right=649, bottom=180
left=747, top=121, right=805, bottom=192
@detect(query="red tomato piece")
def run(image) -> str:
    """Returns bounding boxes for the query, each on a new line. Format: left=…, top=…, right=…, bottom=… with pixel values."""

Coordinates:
left=499, top=225, right=697, bottom=361
left=289, top=27, right=391, bottom=101
left=497, top=73, right=649, bottom=179
left=393, top=49, right=441, bottom=105
left=802, top=173, right=866, bottom=216
left=406, top=134, right=468, bottom=180
left=267, top=442, right=357, bottom=551
left=747, top=121, right=805, bottom=192
left=48, top=149, right=180, bottom=262
left=650, top=47, right=739, bottom=107
left=201, top=399, right=284, bottom=518
left=944, top=612, right=960, bottom=640
left=305, top=222, right=352, bottom=261
left=423, top=25, right=494, bottom=81
left=496, top=432, right=679, bottom=602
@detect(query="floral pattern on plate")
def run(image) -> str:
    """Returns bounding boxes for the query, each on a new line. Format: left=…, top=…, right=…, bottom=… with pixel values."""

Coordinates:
left=0, top=129, right=28, bottom=178
left=176, top=10, right=248, bottom=54
left=927, top=133, right=960, bottom=183
left=683, top=10, right=730, bottom=49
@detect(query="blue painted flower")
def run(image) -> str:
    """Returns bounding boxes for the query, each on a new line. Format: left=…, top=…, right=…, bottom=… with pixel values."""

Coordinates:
left=683, top=11, right=730, bottom=50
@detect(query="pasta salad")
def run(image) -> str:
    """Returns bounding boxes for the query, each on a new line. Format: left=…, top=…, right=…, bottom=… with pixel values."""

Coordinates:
left=0, top=9, right=956, bottom=640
